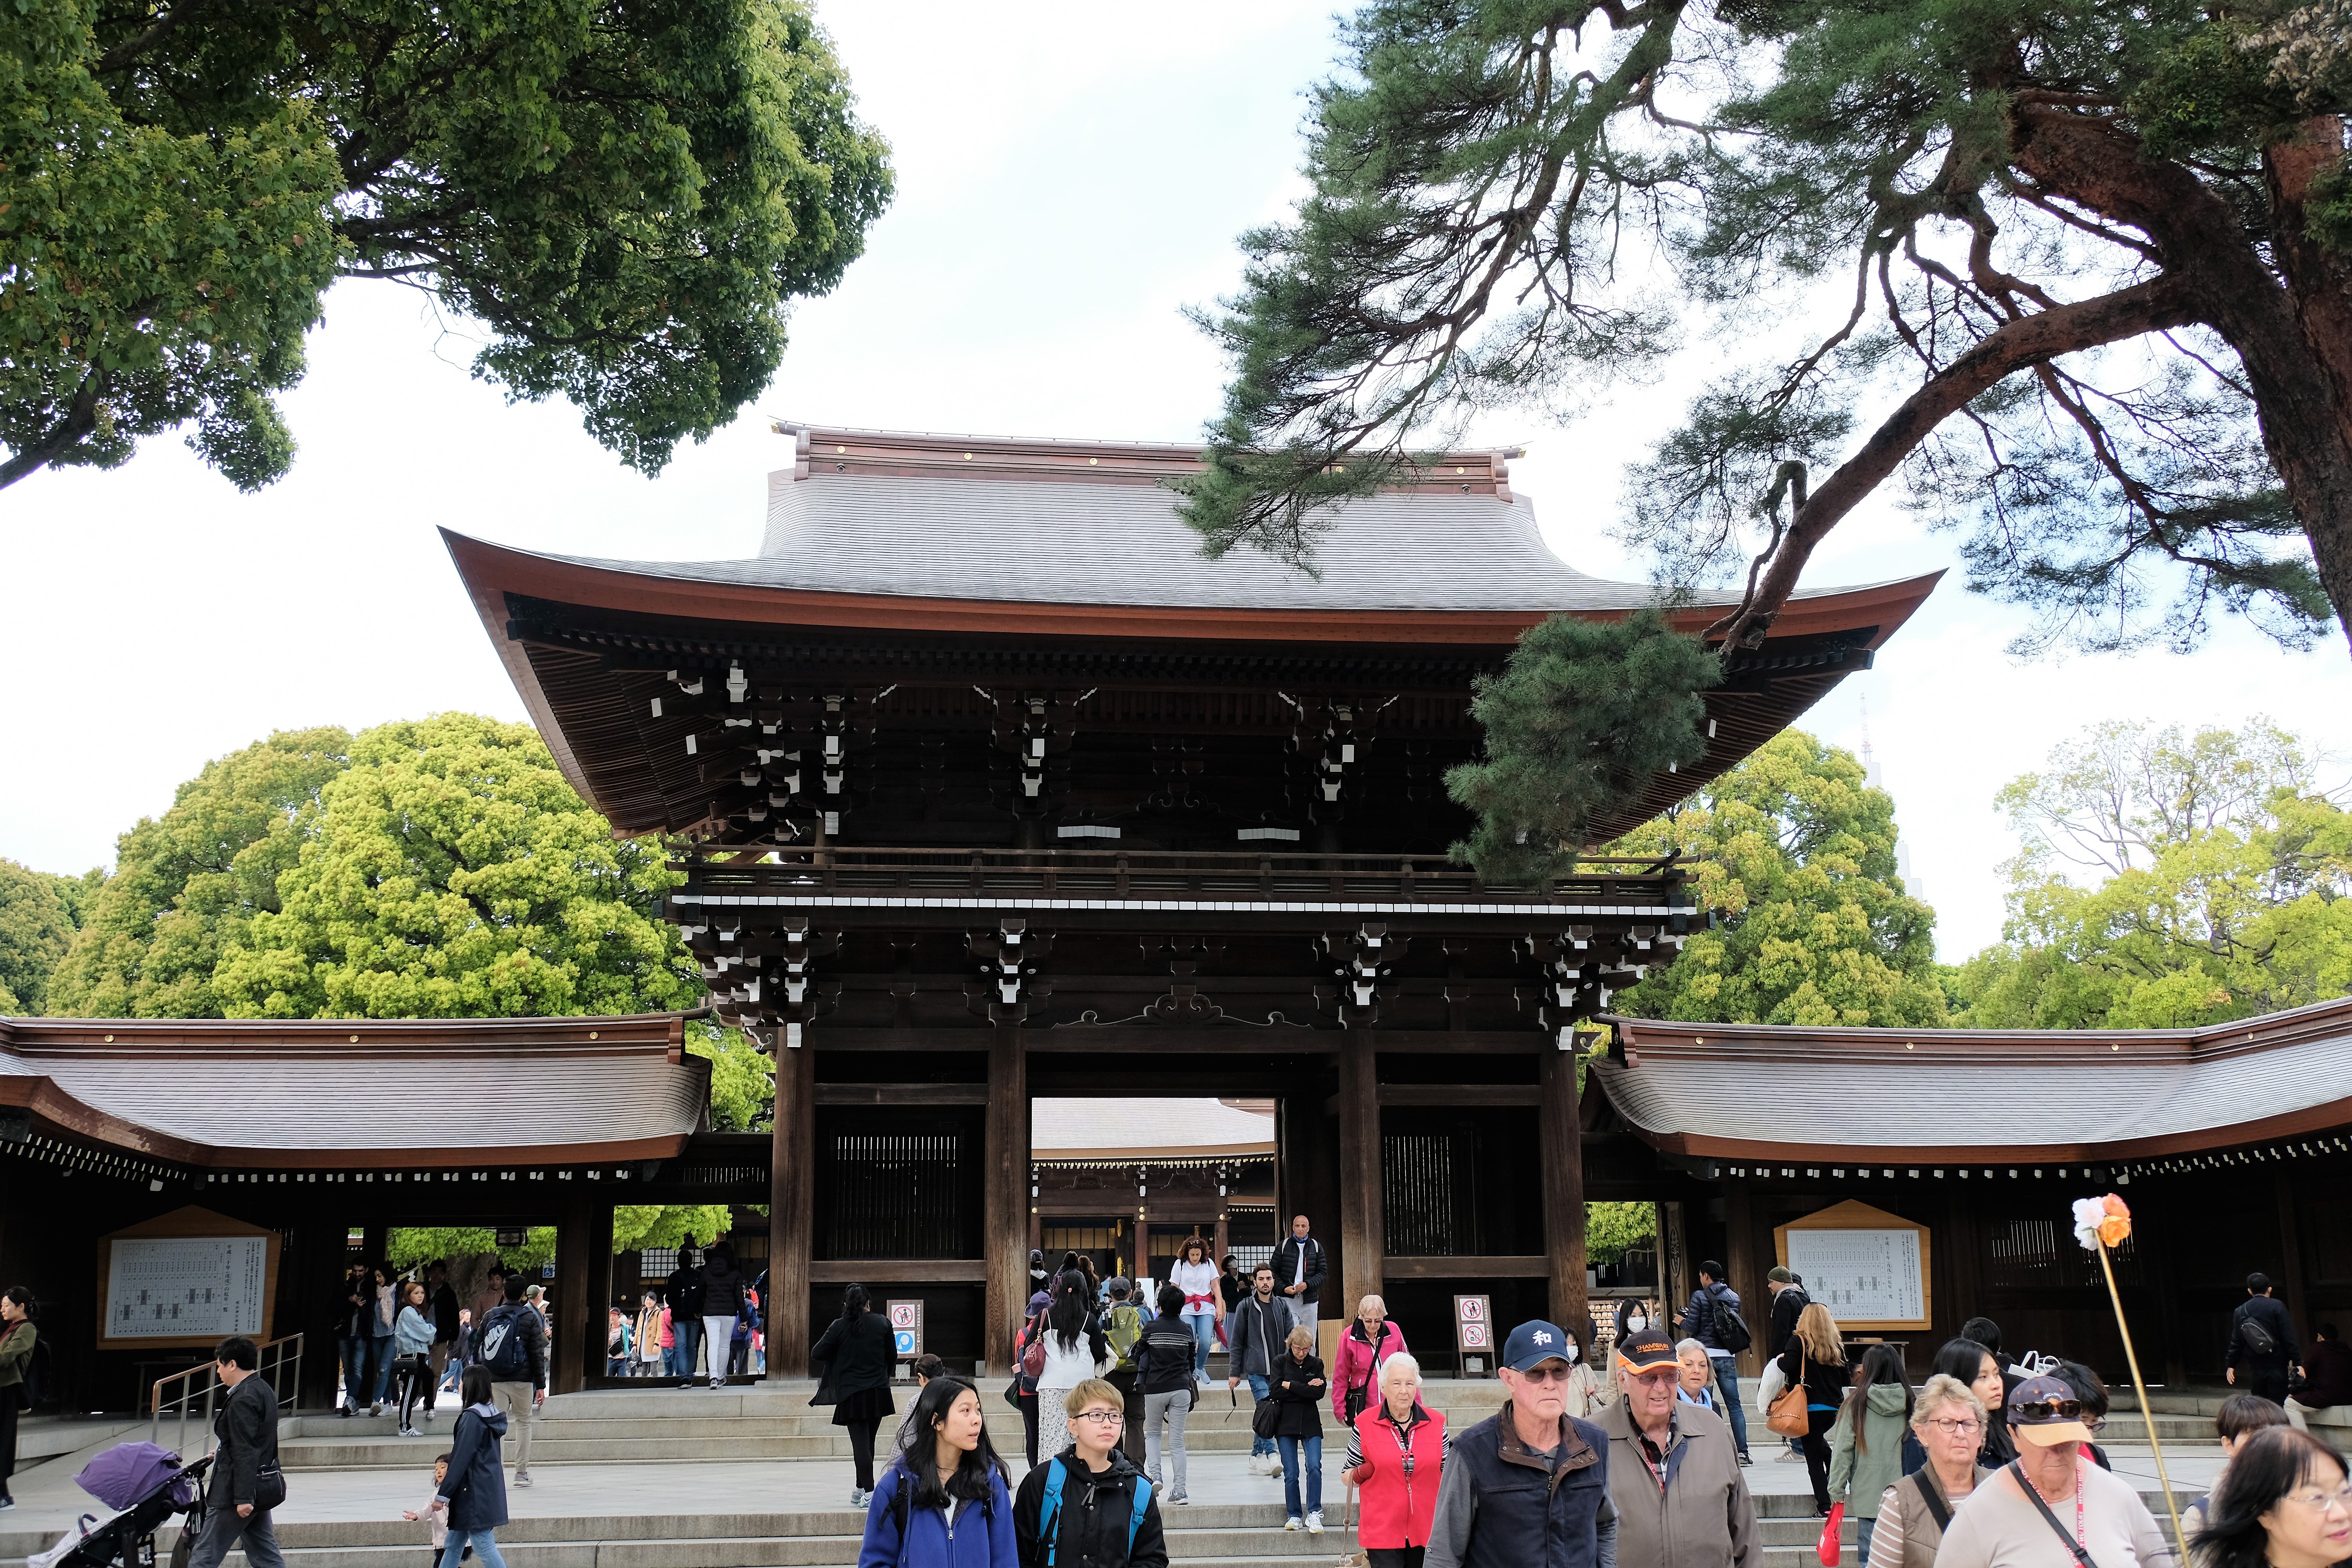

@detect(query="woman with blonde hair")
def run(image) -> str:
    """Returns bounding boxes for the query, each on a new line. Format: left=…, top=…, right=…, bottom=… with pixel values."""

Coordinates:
left=1271, top=1323, right=1328, bottom=1533
left=1864, top=1373, right=1993, bottom=1568
left=1774, top=1301, right=1850, bottom=1515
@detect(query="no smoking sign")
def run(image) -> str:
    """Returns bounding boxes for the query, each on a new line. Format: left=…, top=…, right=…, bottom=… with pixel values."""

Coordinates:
left=887, top=1299, right=924, bottom=1361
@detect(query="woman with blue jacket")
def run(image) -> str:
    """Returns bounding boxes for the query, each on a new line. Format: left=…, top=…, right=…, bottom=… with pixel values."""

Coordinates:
left=858, top=1377, right=1018, bottom=1568
left=392, top=1279, right=438, bottom=1436
left=436, top=1365, right=511, bottom=1568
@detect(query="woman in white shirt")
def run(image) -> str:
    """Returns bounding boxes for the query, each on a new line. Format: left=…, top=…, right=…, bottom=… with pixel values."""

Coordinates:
left=1033, top=1272, right=1112, bottom=1463
left=1168, top=1238, right=1222, bottom=1390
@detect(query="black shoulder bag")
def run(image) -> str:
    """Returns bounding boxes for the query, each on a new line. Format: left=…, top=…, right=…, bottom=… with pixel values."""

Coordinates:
left=1911, top=1471, right=1953, bottom=1533
left=2008, top=1461, right=2100, bottom=1568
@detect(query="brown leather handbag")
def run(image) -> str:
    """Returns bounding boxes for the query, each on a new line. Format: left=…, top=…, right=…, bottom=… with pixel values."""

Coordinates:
left=1768, top=1353, right=1813, bottom=1437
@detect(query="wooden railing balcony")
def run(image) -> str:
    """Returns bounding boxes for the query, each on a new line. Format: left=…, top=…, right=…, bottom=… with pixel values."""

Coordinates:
left=669, top=844, right=1691, bottom=909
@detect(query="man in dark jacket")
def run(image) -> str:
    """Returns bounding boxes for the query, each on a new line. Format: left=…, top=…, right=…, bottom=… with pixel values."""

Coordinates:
left=1765, top=1268, right=1809, bottom=1457
left=1014, top=1377, right=1170, bottom=1568
left=425, top=1261, right=463, bottom=1397
left=478, top=1276, right=547, bottom=1487
left=1426, top=1319, right=1619, bottom=1568
left=666, top=1247, right=706, bottom=1389
left=189, top=1336, right=283, bottom=1568
left=1270, top=1217, right=1327, bottom=1341
left=1223, top=1265, right=1287, bottom=1474
left=1137, top=1285, right=1200, bottom=1500
left=1679, top=1263, right=1750, bottom=1463
left=2227, top=1272, right=2303, bottom=1403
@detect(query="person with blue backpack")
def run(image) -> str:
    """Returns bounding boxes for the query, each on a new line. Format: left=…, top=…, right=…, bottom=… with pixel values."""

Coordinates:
left=857, top=1376, right=1018, bottom=1568
left=1013, top=1377, right=1168, bottom=1568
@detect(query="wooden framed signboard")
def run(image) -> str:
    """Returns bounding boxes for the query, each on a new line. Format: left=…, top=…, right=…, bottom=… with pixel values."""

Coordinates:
left=96, top=1206, right=280, bottom=1351
left=1774, top=1200, right=1931, bottom=1331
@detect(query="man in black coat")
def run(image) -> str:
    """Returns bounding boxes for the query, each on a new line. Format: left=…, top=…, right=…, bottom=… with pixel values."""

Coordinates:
left=1270, top=1216, right=1326, bottom=1340
left=2227, top=1271, right=2303, bottom=1404
left=189, top=1336, right=284, bottom=1568
left=1766, top=1267, right=1810, bottom=1455
left=425, top=1261, right=463, bottom=1399
left=666, top=1247, right=707, bottom=1387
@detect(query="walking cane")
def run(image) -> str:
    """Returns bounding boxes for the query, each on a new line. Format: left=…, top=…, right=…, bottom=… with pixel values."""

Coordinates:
left=1339, top=1479, right=1367, bottom=1568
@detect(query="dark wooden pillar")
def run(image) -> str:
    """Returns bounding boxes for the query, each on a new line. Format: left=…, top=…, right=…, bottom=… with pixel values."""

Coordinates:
left=984, top=1023, right=1029, bottom=1374
left=768, top=1036, right=815, bottom=1379
left=2276, top=1167, right=2311, bottom=1347
left=1337, top=1029, right=1384, bottom=1323
left=1277, top=1085, right=1342, bottom=1333
left=585, top=1199, right=614, bottom=1379
left=1540, top=1043, right=1588, bottom=1339
left=2140, top=1191, right=2188, bottom=1386
left=1724, top=1178, right=1759, bottom=1376
left=554, top=1190, right=591, bottom=1394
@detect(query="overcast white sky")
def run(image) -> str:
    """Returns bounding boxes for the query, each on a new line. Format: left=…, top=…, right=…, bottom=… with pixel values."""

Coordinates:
left=5, top=0, right=2347, bottom=960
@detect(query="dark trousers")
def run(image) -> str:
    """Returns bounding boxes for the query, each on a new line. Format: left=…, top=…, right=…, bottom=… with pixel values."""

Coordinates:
left=1021, top=1393, right=1040, bottom=1468
left=1368, top=1551, right=1427, bottom=1568
left=0, top=1384, right=19, bottom=1490
left=846, top=1416, right=883, bottom=1490
left=1802, top=1426, right=1833, bottom=1510
left=394, top=1355, right=433, bottom=1426
left=190, top=1503, right=286, bottom=1568
left=1107, top=1368, right=1145, bottom=1465
left=2247, top=1366, right=2292, bottom=1405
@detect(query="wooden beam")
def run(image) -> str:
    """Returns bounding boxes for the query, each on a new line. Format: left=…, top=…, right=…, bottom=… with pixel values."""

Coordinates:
left=812, top=1259, right=989, bottom=1284
left=1374, top=1084, right=1539, bottom=1106
left=553, top=1190, right=591, bottom=1395
left=767, top=1039, right=815, bottom=1379
left=586, top=1198, right=614, bottom=1375
left=1383, top=1255, right=1552, bottom=1279
left=984, top=1024, right=1028, bottom=1372
left=815, top=1082, right=989, bottom=1106
left=1338, top=1029, right=1384, bottom=1324
left=1541, top=1045, right=1588, bottom=1339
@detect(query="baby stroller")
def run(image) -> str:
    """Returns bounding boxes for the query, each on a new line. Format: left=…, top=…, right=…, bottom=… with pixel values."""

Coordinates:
left=32, top=1444, right=213, bottom=1568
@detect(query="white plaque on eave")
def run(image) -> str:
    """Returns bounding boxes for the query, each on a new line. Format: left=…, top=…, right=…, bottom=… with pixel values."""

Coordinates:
left=105, top=1236, right=270, bottom=1339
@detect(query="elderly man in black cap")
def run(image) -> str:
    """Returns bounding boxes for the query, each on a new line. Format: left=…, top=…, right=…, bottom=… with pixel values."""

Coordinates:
left=1594, top=1326, right=1755, bottom=1568
left=1933, top=1374, right=2177, bottom=1568
left=1426, top=1319, right=1617, bottom=1568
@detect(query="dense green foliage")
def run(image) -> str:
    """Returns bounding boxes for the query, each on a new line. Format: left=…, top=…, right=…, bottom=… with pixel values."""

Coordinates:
left=692, top=1023, right=775, bottom=1132
left=1446, top=611, right=1721, bottom=880
left=2, top=0, right=892, bottom=490
left=209, top=714, right=696, bottom=1018
left=1946, top=720, right=2352, bottom=1027
left=0, top=860, right=76, bottom=1014
left=1585, top=1201, right=1657, bottom=1265
left=47, top=728, right=353, bottom=1018
left=387, top=1225, right=557, bottom=1272
left=1181, top=0, right=2352, bottom=660
left=1613, top=730, right=1945, bottom=1026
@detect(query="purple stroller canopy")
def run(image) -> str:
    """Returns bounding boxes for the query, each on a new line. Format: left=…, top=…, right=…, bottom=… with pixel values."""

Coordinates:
left=75, top=1443, right=194, bottom=1510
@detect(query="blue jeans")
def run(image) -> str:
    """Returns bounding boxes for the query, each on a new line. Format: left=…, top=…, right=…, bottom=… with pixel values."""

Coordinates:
left=441, top=1528, right=506, bottom=1568
left=1182, top=1312, right=1216, bottom=1379
left=671, top=1318, right=701, bottom=1379
left=340, top=1335, right=387, bottom=1408
left=1246, top=1374, right=1276, bottom=1457
left=371, top=1335, right=396, bottom=1401
left=1710, top=1356, right=1749, bottom=1456
left=1278, top=1434, right=1323, bottom=1517
left=1858, top=1519, right=1876, bottom=1563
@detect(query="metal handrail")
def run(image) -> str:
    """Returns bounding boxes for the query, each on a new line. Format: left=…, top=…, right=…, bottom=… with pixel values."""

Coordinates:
left=150, top=1332, right=303, bottom=1454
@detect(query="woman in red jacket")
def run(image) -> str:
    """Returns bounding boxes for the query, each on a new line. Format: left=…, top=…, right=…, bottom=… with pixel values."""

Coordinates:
left=1344, top=1352, right=1448, bottom=1568
left=1331, top=1294, right=1410, bottom=1425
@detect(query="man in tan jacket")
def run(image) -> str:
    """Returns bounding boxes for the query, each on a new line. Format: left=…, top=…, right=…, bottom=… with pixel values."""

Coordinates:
left=1594, top=1328, right=1757, bottom=1568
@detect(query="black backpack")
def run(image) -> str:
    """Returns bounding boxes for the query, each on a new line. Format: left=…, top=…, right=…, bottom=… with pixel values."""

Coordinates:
left=479, top=1304, right=533, bottom=1379
left=1709, top=1288, right=1753, bottom=1354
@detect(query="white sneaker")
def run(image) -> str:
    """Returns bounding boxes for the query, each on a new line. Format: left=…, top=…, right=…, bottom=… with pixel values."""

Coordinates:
left=1307, top=1512, right=1324, bottom=1535
left=1284, top=1517, right=1302, bottom=1532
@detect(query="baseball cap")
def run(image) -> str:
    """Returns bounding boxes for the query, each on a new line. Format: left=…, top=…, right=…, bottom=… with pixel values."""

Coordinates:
left=1616, top=1328, right=1680, bottom=1375
left=2008, top=1374, right=2095, bottom=1446
left=1502, top=1320, right=1579, bottom=1372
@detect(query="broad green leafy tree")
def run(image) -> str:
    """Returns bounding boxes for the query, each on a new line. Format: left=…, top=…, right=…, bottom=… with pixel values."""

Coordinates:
left=1612, top=730, right=1945, bottom=1025
left=1947, top=719, right=2352, bottom=1026
left=0, top=860, right=75, bottom=1014
left=1586, top=1201, right=1657, bottom=1265
left=1178, top=0, right=2352, bottom=660
left=47, top=728, right=352, bottom=1018
left=2, top=0, right=893, bottom=491
left=388, top=1225, right=557, bottom=1272
left=692, top=1024, right=775, bottom=1132
left=212, top=713, right=697, bottom=1019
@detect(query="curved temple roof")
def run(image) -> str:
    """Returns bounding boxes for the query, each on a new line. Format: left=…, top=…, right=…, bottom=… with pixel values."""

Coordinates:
left=0, top=1014, right=710, bottom=1169
left=1592, top=997, right=2352, bottom=1163
left=528, top=421, right=1926, bottom=618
